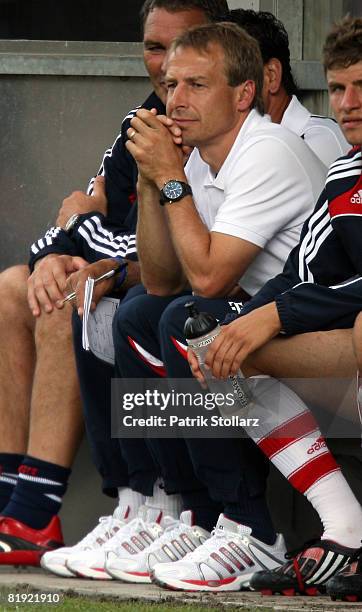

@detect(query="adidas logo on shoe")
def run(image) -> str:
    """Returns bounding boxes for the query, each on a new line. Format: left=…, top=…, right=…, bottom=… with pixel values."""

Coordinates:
left=351, top=190, right=362, bottom=204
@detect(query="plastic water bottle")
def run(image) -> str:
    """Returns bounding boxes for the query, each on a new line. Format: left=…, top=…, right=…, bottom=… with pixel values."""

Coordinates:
left=183, top=301, right=252, bottom=412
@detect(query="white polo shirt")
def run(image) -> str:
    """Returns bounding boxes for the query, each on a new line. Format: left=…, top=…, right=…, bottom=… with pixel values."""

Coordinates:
left=281, top=95, right=349, bottom=169
left=185, top=109, right=326, bottom=296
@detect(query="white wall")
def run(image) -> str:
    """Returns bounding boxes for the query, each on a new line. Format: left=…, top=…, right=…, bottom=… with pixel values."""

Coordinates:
left=227, top=0, right=261, bottom=8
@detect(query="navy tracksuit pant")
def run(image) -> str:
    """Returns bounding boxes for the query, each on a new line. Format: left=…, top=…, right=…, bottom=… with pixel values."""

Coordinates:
left=112, top=291, right=270, bottom=506
left=72, top=286, right=214, bottom=498
left=72, top=285, right=159, bottom=497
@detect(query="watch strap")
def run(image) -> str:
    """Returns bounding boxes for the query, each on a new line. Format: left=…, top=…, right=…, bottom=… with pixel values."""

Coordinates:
left=159, top=180, right=192, bottom=206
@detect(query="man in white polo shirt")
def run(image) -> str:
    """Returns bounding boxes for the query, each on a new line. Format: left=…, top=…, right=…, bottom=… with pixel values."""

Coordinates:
left=108, top=22, right=327, bottom=588
left=230, top=9, right=349, bottom=169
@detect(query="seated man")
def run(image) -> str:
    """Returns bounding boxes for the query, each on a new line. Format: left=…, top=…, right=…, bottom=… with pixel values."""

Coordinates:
left=231, top=8, right=348, bottom=168
left=177, top=16, right=362, bottom=600
left=109, top=21, right=328, bottom=587
left=0, top=0, right=229, bottom=566
left=3, top=1, right=344, bottom=576
left=40, top=6, right=351, bottom=582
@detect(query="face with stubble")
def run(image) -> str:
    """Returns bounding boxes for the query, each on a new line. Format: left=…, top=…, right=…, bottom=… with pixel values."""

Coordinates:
left=143, top=8, right=209, bottom=104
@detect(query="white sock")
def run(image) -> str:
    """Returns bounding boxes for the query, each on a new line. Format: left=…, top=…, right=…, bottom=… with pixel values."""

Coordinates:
left=145, top=478, right=181, bottom=518
left=243, top=376, right=362, bottom=548
left=117, top=487, right=145, bottom=519
left=307, top=471, right=362, bottom=548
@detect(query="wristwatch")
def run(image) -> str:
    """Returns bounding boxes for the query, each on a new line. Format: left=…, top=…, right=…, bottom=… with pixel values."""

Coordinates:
left=64, top=213, right=80, bottom=233
left=159, top=180, right=192, bottom=206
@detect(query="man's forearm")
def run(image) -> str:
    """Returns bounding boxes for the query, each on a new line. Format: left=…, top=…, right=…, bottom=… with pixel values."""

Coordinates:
left=163, top=197, right=227, bottom=295
left=137, top=180, right=186, bottom=295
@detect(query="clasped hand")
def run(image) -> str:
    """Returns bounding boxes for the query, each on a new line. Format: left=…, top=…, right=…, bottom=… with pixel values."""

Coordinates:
left=125, top=109, right=189, bottom=186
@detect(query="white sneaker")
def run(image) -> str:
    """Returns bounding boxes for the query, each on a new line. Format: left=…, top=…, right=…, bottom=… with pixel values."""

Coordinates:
left=151, top=514, right=287, bottom=592
left=105, top=510, right=209, bottom=583
left=66, top=505, right=163, bottom=580
left=103, top=505, right=169, bottom=582
left=40, top=505, right=130, bottom=578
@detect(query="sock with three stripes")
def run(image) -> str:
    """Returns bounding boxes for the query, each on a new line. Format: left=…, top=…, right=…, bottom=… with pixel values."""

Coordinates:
left=0, top=453, right=23, bottom=511
left=2, top=455, right=71, bottom=529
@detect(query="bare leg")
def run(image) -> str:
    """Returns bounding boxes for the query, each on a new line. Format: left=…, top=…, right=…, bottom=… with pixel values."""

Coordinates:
left=0, top=266, right=35, bottom=453
left=244, top=328, right=357, bottom=423
left=0, top=267, right=84, bottom=540
left=0, top=264, right=83, bottom=467
left=352, top=313, right=362, bottom=372
left=28, top=304, right=84, bottom=467
left=246, top=329, right=355, bottom=378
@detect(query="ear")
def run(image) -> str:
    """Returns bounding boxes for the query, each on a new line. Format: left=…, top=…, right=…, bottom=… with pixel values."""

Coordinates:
left=236, top=80, right=256, bottom=112
left=264, top=58, right=282, bottom=94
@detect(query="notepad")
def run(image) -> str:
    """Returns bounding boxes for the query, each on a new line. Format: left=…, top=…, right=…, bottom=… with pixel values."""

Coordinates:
left=82, top=287, right=120, bottom=364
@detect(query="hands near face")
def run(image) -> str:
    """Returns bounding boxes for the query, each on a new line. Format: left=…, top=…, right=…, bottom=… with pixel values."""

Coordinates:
left=155, top=112, right=193, bottom=161
left=125, top=108, right=190, bottom=186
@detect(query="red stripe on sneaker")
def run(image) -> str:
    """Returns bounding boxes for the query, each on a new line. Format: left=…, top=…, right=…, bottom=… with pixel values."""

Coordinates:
left=257, top=411, right=318, bottom=458
left=229, top=541, right=254, bottom=567
left=127, top=337, right=166, bottom=377
left=122, top=542, right=137, bottom=555
left=210, top=552, right=235, bottom=574
left=288, top=453, right=339, bottom=493
left=170, top=336, right=188, bottom=360
left=180, top=533, right=197, bottom=551
left=220, top=546, right=244, bottom=571
left=131, top=535, right=146, bottom=551
left=183, top=577, right=237, bottom=587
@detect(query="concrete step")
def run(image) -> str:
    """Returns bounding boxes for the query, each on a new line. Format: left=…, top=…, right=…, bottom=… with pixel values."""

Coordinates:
left=0, top=567, right=361, bottom=610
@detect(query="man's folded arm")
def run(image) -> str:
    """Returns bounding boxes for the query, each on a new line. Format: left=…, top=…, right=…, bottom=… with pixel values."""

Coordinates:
left=29, top=212, right=137, bottom=271
left=274, top=276, right=362, bottom=335
left=223, top=210, right=362, bottom=334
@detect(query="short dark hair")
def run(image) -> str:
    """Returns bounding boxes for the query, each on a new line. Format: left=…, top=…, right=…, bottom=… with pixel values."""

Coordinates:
left=323, top=16, right=362, bottom=72
left=170, top=22, right=264, bottom=114
left=229, top=8, right=298, bottom=96
left=141, top=0, right=229, bottom=31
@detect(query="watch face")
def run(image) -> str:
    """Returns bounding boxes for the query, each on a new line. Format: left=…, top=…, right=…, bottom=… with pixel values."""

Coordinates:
left=164, top=181, right=183, bottom=200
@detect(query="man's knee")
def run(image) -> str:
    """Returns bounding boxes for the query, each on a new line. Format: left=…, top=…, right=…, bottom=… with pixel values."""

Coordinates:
left=159, top=295, right=192, bottom=340
left=113, top=293, right=174, bottom=345
left=353, top=312, right=362, bottom=370
left=0, top=264, right=31, bottom=324
left=113, top=295, right=149, bottom=344
left=34, top=304, right=74, bottom=347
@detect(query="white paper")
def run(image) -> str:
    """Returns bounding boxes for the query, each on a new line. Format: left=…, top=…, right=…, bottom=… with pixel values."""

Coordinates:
left=82, top=277, right=95, bottom=351
left=86, top=297, right=120, bottom=365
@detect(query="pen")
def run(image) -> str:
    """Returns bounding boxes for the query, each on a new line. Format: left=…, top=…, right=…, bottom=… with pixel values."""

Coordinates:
left=61, top=268, right=117, bottom=304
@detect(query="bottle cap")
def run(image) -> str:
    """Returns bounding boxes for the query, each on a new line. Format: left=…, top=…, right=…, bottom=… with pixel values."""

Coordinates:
left=183, top=301, right=218, bottom=339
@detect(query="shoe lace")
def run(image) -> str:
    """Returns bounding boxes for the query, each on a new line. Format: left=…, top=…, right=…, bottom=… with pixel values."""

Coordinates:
left=283, top=538, right=322, bottom=594
left=103, top=516, right=162, bottom=551
left=180, top=527, right=232, bottom=562
left=78, top=515, right=121, bottom=548
left=146, top=521, right=184, bottom=552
